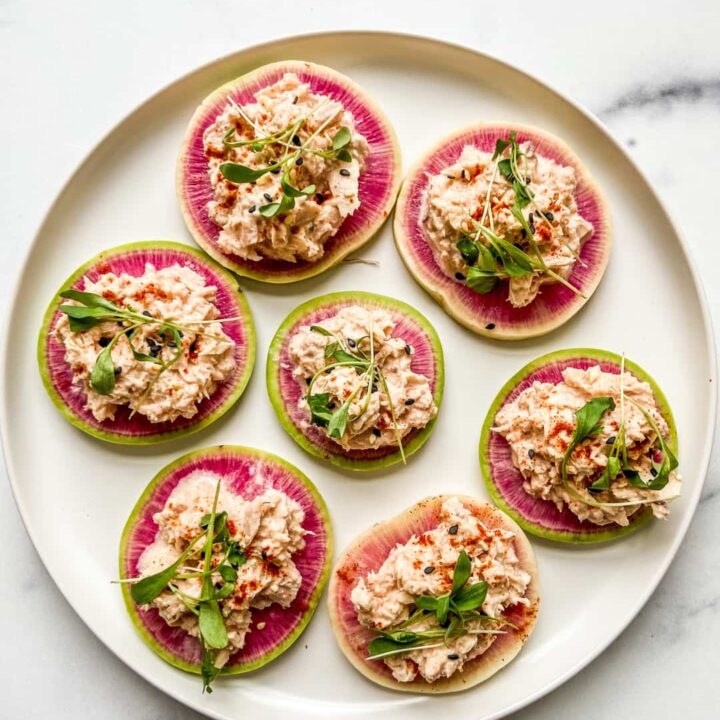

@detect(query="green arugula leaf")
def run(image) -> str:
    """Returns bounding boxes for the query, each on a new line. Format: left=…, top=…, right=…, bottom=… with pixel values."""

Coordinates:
left=456, top=236, right=479, bottom=266
left=435, top=594, right=450, bottom=626
left=59, top=290, right=122, bottom=312
left=335, top=148, right=352, bottom=162
left=327, top=395, right=353, bottom=439
left=571, top=397, right=616, bottom=448
left=307, top=392, right=334, bottom=427
left=492, top=138, right=510, bottom=161
left=414, top=595, right=439, bottom=611
left=310, top=325, right=333, bottom=336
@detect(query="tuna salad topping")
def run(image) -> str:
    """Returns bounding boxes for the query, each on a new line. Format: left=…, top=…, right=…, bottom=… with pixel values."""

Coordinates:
left=351, top=496, right=530, bottom=684
left=127, top=472, right=307, bottom=691
left=288, top=305, right=437, bottom=456
left=423, top=131, right=592, bottom=307
left=493, top=364, right=681, bottom=526
left=203, top=72, right=370, bottom=263
left=55, top=264, right=236, bottom=423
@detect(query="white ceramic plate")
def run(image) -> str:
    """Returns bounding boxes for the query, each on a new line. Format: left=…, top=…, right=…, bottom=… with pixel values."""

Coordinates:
left=1, top=32, right=715, bottom=720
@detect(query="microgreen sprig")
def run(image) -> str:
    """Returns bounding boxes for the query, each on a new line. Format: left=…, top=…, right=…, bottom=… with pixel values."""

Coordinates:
left=58, top=290, right=238, bottom=410
left=366, top=551, right=511, bottom=661
left=455, top=132, right=585, bottom=298
left=560, top=370, right=679, bottom=507
left=305, top=321, right=407, bottom=463
left=218, top=97, right=353, bottom=218
left=116, top=479, right=247, bottom=693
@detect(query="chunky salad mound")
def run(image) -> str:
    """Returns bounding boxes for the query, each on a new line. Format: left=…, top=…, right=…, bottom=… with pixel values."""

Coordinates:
left=126, top=472, right=307, bottom=692
left=493, top=364, right=681, bottom=526
left=55, top=263, right=236, bottom=424
left=423, top=132, right=592, bottom=307
left=288, top=305, right=437, bottom=455
left=203, top=73, right=370, bottom=263
left=351, top=497, right=531, bottom=684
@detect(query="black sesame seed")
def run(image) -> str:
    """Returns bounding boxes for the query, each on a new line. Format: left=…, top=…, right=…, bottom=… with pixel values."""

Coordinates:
left=305, top=376, right=312, bottom=385
left=150, top=346, right=161, bottom=358
left=485, top=323, right=496, bottom=330
left=423, top=566, right=435, bottom=574
left=528, top=448, right=536, bottom=459
left=178, top=331, right=184, bottom=338
left=249, top=205, right=256, bottom=213
left=114, top=366, right=122, bottom=376
left=347, top=338, right=356, bottom=348
left=529, top=220, right=536, bottom=234
left=292, top=135, right=301, bottom=146
left=328, top=402, right=336, bottom=410
left=606, top=436, right=616, bottom=445
left=405, top=398, right=415, bottom=406
left=448, top=524, right=459, bottom=535
left=520, top=229, right=527, bottom=238
left=525, top=176, right=531, bottom=184
left=292, top=96, right=298, bottom=105
left=98, top=337, right=110, bottom=347
left=270, top=168, right=280, bottom=175
left=529, top=212, right=534, bottom=224
left=315, top=193, right=325, bottom=204
left=142, top=310, right=152, bottom=317
left=325, top=368, right=332, bottom=374
left=146, top=338, right=158, bottom=349
left=545, top=211, right=554, bottom=221
left=372, top=428, right=381, bottom=437
left=455, top=272, right=466, bottom=281
left=339, top=168, right=351, bottom=176
left=261, top=550, right=267, bottom=560
left=263, top=193, right=272, bottom=202
left=371, top=384, right=378, bottom=393
left=446, top=174, right=456, bottom=180
left=404, top=344, right=413, bottom=355
left=296, top=157, right=304, bottom=166
left=650, top=468, right=658, bottom=477
left=167, top=340, right=177, bottom=348
left=447, top=654, right=460, bottom=661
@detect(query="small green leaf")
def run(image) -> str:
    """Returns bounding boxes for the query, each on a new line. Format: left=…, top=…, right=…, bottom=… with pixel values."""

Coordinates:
left=572, top=397, right=616, bottom=447
left=219, top=564, right=237, bottom=582
left=453, top=581, right=488, bottom=611
left=199, top=600, right=228, bottom=649
left=219, top=162, right=270, bottom=183
left=466, top=266, right=498, bottom=294
left=492, top=138, right=510, bottom=161
left=90, top=344, right=117, bottom=395
left=200, top=648, right=219, bottom=694
left=497, top=158, right=513, bottom=181
left=451, top=550, right=472, bottom=594
left=332, top=127, right=352, bottom=150
left=310, top=325, right=333, bottom=336
left=435, top=594, right=450, bottom=626
left=59, top=290, right=121, bottom=312
left=130, top=559, right=182, bottom=605
left=456, top=236, right=479, bottom=265
left=335, top=148, right=352, bottom=162
left=214, top=582, right=235, bottom=600
left=414, top=595, right=438, bottom=611
left=307, top=393, right=334, bottom=427
left=327, top=396, right=352, bottom=439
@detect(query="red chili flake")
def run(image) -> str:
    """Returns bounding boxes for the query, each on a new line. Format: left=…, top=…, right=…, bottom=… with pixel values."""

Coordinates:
left=537, top=224, right=552, bottom=241
left=227, top=519, right=237, bottom=535
left=205, top=145, right=225, bottom=159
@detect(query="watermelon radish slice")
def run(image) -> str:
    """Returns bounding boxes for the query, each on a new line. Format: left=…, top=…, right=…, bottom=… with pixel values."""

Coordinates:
left=266, top=292, right=444, bottom=471
left=328, top=495, right=539, bottom=693
left=119, top=445, right=332, bottom=676
left=37, top=241, right=256, bottom=445
left=480, top=349, right=678, bottom=543
left=177, top=60, right=401, bottom=283
left=394, top=123, right=612, bottom=340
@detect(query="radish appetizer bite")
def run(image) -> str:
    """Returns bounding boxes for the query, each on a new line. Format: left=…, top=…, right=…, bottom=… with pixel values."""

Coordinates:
left=178, top=61, right=401, bottom=283
left=481, top=349, right=681, bottom=543
left=329, top=495, right=539, bottom=692
left=394, top=124, right=611, bottom=339
left=266, top=292, right=444, bottom=470
left=38, top=242, right=255, bottom=444
left=119, top=446, right=332, bottom=692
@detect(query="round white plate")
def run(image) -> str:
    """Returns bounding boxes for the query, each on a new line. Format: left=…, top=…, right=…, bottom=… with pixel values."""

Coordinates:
left=1, top=32, right=715, bottom=720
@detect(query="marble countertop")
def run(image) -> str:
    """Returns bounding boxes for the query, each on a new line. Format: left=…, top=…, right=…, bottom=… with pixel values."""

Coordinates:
left=1, top=2, right=717, bottom=718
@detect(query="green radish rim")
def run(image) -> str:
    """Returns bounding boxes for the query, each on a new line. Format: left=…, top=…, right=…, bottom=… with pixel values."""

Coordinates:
left=118, top=445, right=333, bottom=676
left=479, top=348, right=678, bottom=544
left=266, top=291, right=444, bottom=471
left=37, top=241, right=256, bottom=445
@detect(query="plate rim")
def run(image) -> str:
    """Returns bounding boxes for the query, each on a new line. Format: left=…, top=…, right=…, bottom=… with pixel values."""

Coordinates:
left=1, top=29, right=717, bottom=720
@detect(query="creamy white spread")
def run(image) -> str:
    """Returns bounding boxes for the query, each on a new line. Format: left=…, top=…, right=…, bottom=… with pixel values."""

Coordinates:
left=351, top=497, right=530, bottom=684
left=493, top=366, right=681, bottom=526
left=137, top=471, right=306, bottom=667
left=55, top=263, right=236, bottom=424
left=288, top=306, right=437, bottom=451
left=423, top=143, right=593, bottom=307
left=203, top=73, right=369, bottom=263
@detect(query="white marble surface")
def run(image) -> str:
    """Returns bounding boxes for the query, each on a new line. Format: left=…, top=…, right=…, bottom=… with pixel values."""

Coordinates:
left=1, top=1, right=718, bottom=718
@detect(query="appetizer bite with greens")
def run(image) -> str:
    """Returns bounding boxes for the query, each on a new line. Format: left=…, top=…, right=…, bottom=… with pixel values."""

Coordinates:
left=177, top=60, right=401, bottom=283
left=37, top=241, right=255, bottom=444
left=394, top=124, right=611, bottom=339
left=118, top=446, right=332, bottom=692
left=481, top=349, right=680, bottom=543
left=329, top=495, right=539, bottom=693
left=266, top=292, right=444, bottom=470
